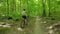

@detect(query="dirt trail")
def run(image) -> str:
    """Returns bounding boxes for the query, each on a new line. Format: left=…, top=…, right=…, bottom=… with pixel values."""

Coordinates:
left=33, top=17, right=42, bottom=34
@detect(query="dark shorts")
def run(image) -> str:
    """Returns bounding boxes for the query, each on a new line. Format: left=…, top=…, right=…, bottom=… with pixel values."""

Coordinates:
left=22, top=15, right=27, bottom=19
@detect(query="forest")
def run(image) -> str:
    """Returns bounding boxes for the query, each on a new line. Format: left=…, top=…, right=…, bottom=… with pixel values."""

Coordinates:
left=0, top=0, right=60, bottom=34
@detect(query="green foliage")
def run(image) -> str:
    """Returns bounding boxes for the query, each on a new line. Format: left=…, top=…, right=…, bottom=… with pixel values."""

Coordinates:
left=0, top=0, right=60, bottom=19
